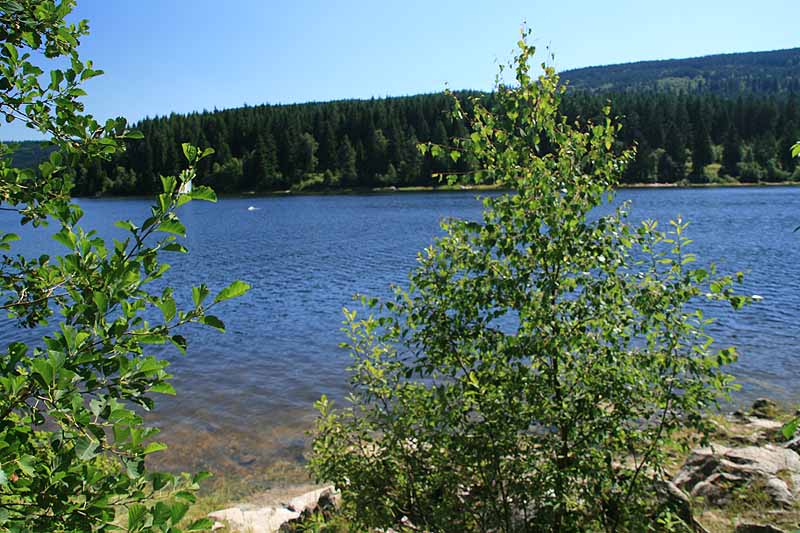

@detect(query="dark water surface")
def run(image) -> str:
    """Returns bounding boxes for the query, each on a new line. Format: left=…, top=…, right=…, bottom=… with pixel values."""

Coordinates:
left=1, top=187, right=798, bottom=485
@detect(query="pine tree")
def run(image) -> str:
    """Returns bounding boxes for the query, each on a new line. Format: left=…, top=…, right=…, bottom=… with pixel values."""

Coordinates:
left=721, top=128, right=741, bottom=177
left=338, top=135, right=358, bottom=185
left=691, top=122, right=714, bottom=177
left=664, top=123, right=687, bottom=181
left=296, top=132, right=319, bottom=177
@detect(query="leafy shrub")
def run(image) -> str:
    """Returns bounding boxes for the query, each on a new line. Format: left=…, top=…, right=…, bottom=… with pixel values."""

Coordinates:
left=0, top=2, right=247, bottom=530
left=310, top=31, right=749, bottom=532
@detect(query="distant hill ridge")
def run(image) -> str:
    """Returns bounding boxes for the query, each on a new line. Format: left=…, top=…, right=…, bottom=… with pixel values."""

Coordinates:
left=3, top=47, right=799, bottom=195
left=561, top=47, right=800, bottom=95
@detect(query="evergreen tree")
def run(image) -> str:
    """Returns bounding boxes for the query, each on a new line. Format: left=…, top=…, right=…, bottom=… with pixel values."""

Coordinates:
left=28, top=69, right=799, bottom=195
left=318, top=121, right=338, bottom=171
left=338, top=135, right=358, bottom=185
left=244, top=134, right=278, bottom=190
left=664, top=123, right=687, bottom=181
left=296, top=132, right=319, bottom=177
left=721, top=128, right=741, bottom=177
left=691, top=123, right=714, bottom=176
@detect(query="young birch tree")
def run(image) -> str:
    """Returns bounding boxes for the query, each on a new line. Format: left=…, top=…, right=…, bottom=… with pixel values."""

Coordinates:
left=311, top=32, right=749, bottom=532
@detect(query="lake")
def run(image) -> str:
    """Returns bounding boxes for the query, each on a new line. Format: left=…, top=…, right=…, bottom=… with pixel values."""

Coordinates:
left=1, top=186, right=798, bottom=488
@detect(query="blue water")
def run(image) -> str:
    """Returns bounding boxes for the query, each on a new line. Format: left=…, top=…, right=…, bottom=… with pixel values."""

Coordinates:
left=1, top=187, right=798, bottom=481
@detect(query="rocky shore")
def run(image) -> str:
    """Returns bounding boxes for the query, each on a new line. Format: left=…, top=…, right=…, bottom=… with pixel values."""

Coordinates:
left=206, top=398, right=800, bottom=532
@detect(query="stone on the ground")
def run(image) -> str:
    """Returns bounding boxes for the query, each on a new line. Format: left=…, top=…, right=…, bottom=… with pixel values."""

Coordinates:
left=764, top=476, right=795, bottom=507
left=285, top=485, right=338, bottom=514
left=734, top=523, right=787, bottom=533
left=674, top=444, right=800, bottom=507
left=725, top=413, right=784, bottom=445
left=209, top=485, right=340, bottom=533
left=784, top=435, right=800, bottom=453
left=750, top=398, right=779, bottom=419
left=208, top=506, right=300, bottom=533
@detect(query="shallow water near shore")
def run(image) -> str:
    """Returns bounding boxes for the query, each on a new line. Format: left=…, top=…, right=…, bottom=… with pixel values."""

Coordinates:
left=1, top=186, right=798, bottom=487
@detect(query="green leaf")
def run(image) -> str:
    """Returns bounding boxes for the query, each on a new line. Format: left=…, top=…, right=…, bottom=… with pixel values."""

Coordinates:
left=16, top=456, right=34, bottom=476
left=138, top=334, right=166, bottom=344
left=213, top=280, right=251, bottom=303
left=189, top=185, right=217, bottom=202
left=4, top=43, right=18, bottom=62
left=187, top=518, right=214, bottom=531
left=31, top=358, right=55, bottom=385
left=142, top=441, right=168, bottom=455
left=182, top=143, right=199, bottom=163
left=160, top=175, right=176, bottom=194
left=193, top=471, right=213, bottom=484
left=114, top=220, right=136, bottom=232
left=127, top=504, right=147, bottom=530
left=201, top=315, right=225, bottom=331
left=93, top=292, right=107, bottom=313
left=157, top=297, right=177, bottom=322
left=791, top=143, right=800, bottom=158
left=0, top=468, right=7, bottom=487
left=74, top=438, right=99, bottom=461
left=192, top=285, right=210, bottom=307
left=52, top=229, right=75, bottom=249
left=150, top=382, right=177, bottom=395
left=163, top=242, right=188, bottom=253
left=782, top=418, right=798, bottom=440
left=170, top=502, right=190, bottom=524
left=170, top=334, right=187, bottom=355
left=157, top=220, right=186, bottom=237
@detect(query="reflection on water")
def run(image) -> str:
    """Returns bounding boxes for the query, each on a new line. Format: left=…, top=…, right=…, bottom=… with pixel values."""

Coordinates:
left=1, top=187, right=798, bottom=486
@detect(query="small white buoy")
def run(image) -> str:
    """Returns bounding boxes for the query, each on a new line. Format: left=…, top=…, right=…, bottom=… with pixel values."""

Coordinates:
left=247, top=206, right=259, bottom=211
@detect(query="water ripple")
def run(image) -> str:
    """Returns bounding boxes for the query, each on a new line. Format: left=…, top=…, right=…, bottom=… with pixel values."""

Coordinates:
left=0, top=187, right=798, bottom=479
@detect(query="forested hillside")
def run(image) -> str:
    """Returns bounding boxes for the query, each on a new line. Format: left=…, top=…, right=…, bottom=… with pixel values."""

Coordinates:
left=7, top=48, right=800, bottom=195
left=7, top=141, right=55, bottom=169
left=66, top=90, right=799, bottom=195
left=562, top=48, right=800, bottom=95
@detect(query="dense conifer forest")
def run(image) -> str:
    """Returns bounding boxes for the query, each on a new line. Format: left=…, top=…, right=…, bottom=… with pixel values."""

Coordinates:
left=562, top=47, right=800, bottom=95
left=11, top=48, right=800, bottom=195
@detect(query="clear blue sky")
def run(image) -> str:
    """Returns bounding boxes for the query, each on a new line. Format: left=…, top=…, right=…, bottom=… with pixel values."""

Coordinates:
left=4, top=0, right=798, bottom=140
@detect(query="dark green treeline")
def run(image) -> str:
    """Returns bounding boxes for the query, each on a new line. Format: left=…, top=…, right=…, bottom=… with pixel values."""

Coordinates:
left=71, top=90, right=800, bottom=196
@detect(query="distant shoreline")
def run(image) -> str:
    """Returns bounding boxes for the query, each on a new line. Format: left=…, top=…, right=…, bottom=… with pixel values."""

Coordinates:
left=620, top=180, right=800, bottom=189
left=75, top=180, right=800, bottom=200
left=242, top=180, right=800, bottom=197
